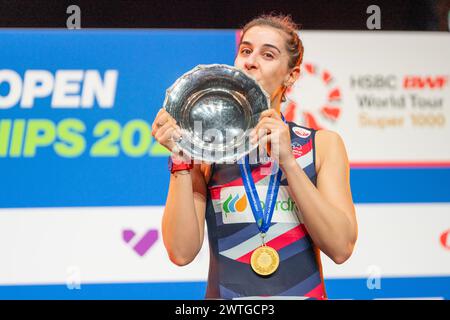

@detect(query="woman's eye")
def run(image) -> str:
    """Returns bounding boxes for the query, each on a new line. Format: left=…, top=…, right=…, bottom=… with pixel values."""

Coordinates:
left=263, top=52, right=274, bottom=59
left=240, top=48, right=251, bottom=55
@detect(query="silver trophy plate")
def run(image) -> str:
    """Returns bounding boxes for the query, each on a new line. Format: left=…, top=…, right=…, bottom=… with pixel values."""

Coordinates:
left=164, top=64, right=270, bottom=163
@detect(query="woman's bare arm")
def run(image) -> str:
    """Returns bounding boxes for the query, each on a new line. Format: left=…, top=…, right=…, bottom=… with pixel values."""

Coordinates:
left=161, top=164, right=209, bottom=266
left=151, top=108, right=210, bottom=266
left=281, top=130, right=358, bottom=264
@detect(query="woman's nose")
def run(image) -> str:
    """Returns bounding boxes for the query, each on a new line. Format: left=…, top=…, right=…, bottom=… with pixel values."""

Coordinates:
left=244, top=54, right=258, bottom=70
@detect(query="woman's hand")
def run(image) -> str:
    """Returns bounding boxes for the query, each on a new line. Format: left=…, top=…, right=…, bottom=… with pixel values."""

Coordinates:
left=250, top=109, right=296, bottom=169
left=151, top=108, right=182, bottom=154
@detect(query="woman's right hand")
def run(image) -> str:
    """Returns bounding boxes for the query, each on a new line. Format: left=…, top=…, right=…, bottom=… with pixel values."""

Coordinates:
left=151, top=108, right=182, bottom=153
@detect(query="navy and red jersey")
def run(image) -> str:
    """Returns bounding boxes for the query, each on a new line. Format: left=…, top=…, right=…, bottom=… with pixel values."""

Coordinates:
left=204, top=121, right=327, bottom=299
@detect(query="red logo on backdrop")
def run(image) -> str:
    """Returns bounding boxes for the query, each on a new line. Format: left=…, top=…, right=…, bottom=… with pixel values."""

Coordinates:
left=440, top=229, right=450, bottom=250
left=403, top=76, right=448, bottom=89
left=282, top=63, right=342, bottom=130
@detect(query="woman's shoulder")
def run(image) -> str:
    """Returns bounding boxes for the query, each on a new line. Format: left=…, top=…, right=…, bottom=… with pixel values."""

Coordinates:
left=314, top=129, right=348, bottom=173
left=315, top=129, right=344, bottom=142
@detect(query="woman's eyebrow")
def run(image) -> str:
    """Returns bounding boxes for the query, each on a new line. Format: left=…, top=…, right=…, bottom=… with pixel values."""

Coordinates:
left=261, top=44, right=281, bottom=54
left=240, top=41, right=281, bottom=54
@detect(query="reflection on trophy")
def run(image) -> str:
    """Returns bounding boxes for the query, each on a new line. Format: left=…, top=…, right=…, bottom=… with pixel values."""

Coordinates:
left=163, top=64, right=270, bottom=163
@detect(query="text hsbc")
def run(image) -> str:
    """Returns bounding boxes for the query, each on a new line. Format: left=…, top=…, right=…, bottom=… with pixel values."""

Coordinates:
left=350, top=75, right=397, bottom=89
left=0, top=70, right=118, bottom=109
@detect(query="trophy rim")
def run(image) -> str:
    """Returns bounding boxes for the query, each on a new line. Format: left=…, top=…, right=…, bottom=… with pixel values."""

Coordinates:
left=163, top=64, right=270, bottom=163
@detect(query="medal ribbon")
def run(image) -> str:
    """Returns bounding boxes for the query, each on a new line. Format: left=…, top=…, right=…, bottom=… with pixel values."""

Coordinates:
left=238, top=114, right=286, bottom=234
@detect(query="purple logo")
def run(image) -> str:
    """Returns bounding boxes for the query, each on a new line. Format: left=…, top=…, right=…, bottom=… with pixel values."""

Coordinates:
left=122, top=229, right=158, bottom=256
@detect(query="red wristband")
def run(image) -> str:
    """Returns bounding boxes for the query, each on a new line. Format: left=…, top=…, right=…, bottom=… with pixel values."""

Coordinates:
left=168, top=156, right=193, bottom=174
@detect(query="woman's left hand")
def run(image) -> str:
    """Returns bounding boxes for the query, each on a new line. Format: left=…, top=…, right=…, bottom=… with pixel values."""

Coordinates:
left=250, top=109, right=296, bottom=169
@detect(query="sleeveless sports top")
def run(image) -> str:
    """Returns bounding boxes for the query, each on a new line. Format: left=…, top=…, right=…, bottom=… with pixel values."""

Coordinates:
left=204, top=122, right=327, bottom=299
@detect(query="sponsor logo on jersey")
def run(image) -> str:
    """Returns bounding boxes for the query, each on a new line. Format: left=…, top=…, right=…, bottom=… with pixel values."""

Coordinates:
left=291, top=142, right=303, bottom=157
left=220, top=186, right=302, bottom=224
left=293, top=126, right=311, bottom=138
left=222, top=194, right=247, bottom=214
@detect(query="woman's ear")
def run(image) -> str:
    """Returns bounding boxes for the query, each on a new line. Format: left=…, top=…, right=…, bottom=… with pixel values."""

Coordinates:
left=284, top=66, right=301, bottom=87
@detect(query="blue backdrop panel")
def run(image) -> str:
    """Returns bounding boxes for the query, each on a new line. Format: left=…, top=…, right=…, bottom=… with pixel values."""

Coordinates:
left=0, top=30, right=236, bottom=208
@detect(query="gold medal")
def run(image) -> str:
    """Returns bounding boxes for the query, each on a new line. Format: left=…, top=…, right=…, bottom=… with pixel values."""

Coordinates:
left=250, top=245, right=280, bottom=276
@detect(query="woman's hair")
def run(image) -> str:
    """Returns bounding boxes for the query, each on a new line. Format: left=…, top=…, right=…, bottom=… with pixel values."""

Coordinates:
left=241, top=13, right=304, bottom=69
